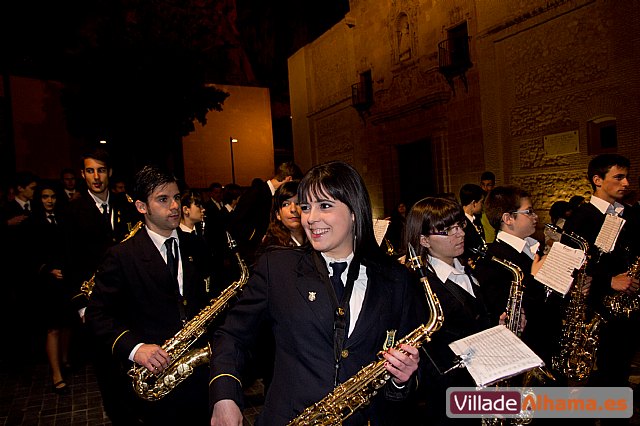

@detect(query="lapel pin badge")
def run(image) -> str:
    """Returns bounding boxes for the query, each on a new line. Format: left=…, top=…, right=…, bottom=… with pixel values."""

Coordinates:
left=308, top=291, right=316, bottom=302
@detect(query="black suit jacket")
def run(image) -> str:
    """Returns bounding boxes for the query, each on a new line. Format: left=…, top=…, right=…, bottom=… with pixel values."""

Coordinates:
left=473, top=239, right=563, bottom=364
left=209, top=246, right=422, bottom=426
left=228, top=180, right=272, bottom=264
left=462, top=216, right=484, bottom=263
left=63, top=191, right=140, bottom=308
left=413, top=267, right=490, bottom=426
left=563, top=202, right=638, bottom=311
left=86, top=228, right=211, bottom=362
left=86, top=228, right=212, bottom=423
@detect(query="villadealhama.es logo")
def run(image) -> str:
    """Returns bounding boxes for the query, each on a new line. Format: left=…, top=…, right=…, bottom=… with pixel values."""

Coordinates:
left=446, top=387, right=633, bottom=419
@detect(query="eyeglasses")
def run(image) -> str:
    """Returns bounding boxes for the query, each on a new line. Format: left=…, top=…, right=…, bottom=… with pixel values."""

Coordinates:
left=429, top=221, right=466, bottom=237
left=510, top=209, right=537, bottom=217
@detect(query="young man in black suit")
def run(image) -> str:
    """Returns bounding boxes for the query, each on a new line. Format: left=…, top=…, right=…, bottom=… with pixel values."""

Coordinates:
left=473, top=186, right=562, bottom=368
left=563, top=154, right=639, bottom=395
left=65, top=148, right=139, bottom=315
left=62, top=148, right=140, bottom=424
left=87, top=165, right=212, bottom=425
left=459, top=183, right=485, bottom=265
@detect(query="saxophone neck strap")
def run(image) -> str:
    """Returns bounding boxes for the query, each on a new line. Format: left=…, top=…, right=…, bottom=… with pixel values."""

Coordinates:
left=313, top=251, right=360, bottom=387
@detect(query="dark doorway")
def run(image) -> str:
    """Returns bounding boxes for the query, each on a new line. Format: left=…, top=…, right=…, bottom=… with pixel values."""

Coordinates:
left=397, top=139, right=435, bottom=209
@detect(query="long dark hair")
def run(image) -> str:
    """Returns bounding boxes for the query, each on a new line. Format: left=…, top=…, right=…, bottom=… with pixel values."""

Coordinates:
left=32, top=181, right=60, bottom=217
left=263, top=180, right=304, bottom=247
left=405, top=197, right=464, bottom=262
left=298, top=161, right=383, bottom=262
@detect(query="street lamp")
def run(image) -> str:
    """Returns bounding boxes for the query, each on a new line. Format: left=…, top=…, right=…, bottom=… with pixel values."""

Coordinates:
left=229, top=137, right=238, bottom=184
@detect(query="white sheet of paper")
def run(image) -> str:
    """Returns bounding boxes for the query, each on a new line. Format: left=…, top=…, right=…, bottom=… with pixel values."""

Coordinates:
left=448, top=325, right=543, bottom=388
left=594, top=214, right=625, bottom=253
left=373, top=218, right=390, bottom=247
left=534, top=242, right=586, bottom=295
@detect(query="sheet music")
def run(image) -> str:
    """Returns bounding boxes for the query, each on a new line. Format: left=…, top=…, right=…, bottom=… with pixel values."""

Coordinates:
left=534, top=242, right=585, bottom=295
left=594, top=214, right=625, bottom=253
left=449, top=325, right=543, bottom=388
left=373, top=218, right=390, bottom=247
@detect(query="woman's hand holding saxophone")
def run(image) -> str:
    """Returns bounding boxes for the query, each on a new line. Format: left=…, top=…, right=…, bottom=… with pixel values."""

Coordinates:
left=382, top=343, right=420, bottom=385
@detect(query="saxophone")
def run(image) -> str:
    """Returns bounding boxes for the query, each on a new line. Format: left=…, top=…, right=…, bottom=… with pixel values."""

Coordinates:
left=287, top=244, right=444, bottom=426
left=79, top=221, right=144, bottom=299
left=476, top=253, right=530, bottom=426
left=546, top=224, right=602, bottom=383
left=602, top=256, right=640, bottom=318
left=128, top=232, right=249, bottom=401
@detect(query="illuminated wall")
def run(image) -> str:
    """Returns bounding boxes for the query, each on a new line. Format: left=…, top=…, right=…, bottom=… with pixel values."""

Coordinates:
left=182, top=84, right=274, bottom=188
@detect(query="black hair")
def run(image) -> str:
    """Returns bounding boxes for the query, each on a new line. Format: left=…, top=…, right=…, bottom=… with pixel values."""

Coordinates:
left=11, top=171, right=39, bottom=191
left=480, top=171, right=495, bottom=182
left=263, top=180, right=304, bottom=247
left=80, top=148, right=111, bottom=170
left=484, top=185, right=530, bottom=231
left=587, top=154, right=630, bottom=191
left=181, top=189, right=204, bottom=209
left=549, top=200, right=571, bottom=224
left=405, top=197, right=465, bottom=261
left=132, top=165, right=178, bottom=204
left=298, top=161, right=382, bottom=261
left=459, top=183, right=484, bottom=206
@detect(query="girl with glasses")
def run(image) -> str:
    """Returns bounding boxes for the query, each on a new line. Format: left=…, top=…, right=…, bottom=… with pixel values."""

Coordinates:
left=404, top=196, right=492, bottom=425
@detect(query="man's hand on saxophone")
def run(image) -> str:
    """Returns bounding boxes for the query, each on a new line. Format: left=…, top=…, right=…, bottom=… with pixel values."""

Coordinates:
left=611, top=272, right=639, bottom=295
left=382, top=343, right=420, bottom=385
left=210, top=399, right=243, bottom=426
left=133, top=344, right=171, bottom=374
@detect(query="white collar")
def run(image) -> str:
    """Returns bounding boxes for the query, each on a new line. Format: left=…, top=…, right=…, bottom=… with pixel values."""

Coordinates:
left=15, top=198, right=29, bottom=209
left=427, top=255, right=467, bottom=284
left=321, top=252, right=354, bottom=273
left=87, top=189, right=110, bottom=210
left=590, top=195, right=624, bottom=215
left=179, top=223, right=195, bottom=233
left=267, top=179, right=276, bottom=196
left=146, top=227, right=180, bottom=252
left=496, top=230, right=540, bottom=259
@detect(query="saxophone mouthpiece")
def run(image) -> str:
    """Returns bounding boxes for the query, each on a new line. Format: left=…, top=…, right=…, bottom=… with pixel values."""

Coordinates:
left=407, top=244, right=428, bottom=278
left=544, top=223, right=562, bottom=233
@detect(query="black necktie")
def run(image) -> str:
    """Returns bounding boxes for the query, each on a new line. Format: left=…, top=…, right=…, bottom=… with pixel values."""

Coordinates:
left=101, top=203, right=110, bottom=225
left=164, top=237, right=179, bottom=282
left=23, top=202, right=30, bottom=213
left=330, top=262, right=348, bottom=302
left=48, top=214, right=57, bottom=225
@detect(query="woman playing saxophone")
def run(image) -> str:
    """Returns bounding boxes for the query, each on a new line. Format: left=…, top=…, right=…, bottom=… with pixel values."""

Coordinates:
left=209, top=161, right=423, bottom=426
left=403, top=197, right=493, bottom=425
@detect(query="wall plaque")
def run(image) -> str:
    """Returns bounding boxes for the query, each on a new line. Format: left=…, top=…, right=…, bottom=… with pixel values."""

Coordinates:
left=543, top=130, right=579, bottom=156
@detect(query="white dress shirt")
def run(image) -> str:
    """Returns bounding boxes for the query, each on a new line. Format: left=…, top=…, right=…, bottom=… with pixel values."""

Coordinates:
left=321, top=252, right=367, bottom=336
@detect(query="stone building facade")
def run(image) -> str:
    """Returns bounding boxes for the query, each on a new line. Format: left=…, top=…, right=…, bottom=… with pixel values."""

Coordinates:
left=288, top=0, right=640, bottom=221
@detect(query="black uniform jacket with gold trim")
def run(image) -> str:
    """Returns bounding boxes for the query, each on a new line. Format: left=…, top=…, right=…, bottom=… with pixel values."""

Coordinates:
left=86, top=227, right=210, bottom=363
left=209, top=245, right=424, bottom=426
